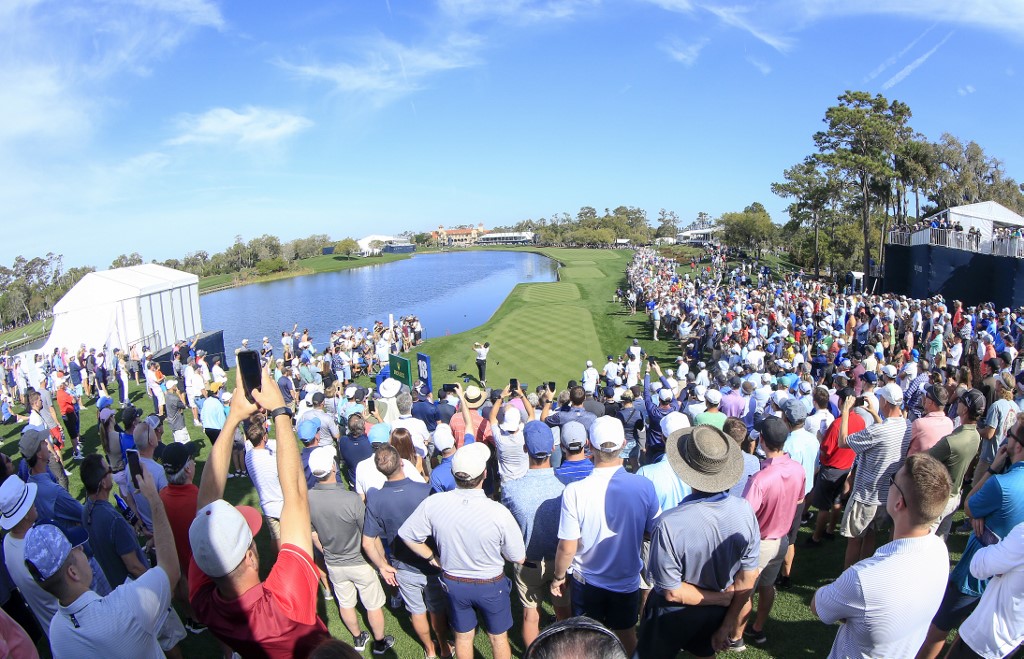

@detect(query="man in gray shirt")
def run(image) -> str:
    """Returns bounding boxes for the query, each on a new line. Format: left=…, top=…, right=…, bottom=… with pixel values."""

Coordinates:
left=309, top=392, right=341, bottom=448
left=400, top=442, right=525, bottom=659
left=306, top=446, right=394, bottom=654
left=162, top=379, right=190, bottom=444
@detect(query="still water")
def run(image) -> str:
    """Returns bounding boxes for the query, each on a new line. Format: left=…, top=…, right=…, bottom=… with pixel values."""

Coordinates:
left=201, top=251, right=558, bottom=363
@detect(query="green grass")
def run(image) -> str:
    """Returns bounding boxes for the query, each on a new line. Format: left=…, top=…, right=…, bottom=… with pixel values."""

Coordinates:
left=197, top=253, right=414, bottom=293
left=0, top=318, right=52, bottom=349
left=6, top=247, right=971, bottom=658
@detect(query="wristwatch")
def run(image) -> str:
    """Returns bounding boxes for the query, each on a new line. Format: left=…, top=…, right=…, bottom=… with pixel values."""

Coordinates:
left=269, top=406, right=294, bottom=421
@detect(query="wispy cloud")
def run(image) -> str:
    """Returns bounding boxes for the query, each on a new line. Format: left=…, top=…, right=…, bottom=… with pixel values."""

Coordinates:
left=957, top=84, right=976, bottom=96
left=168, top=107, right=313, bottom=146
left=863, top=24, right=935, bottom=82
left=795, top=0, right=1024, bottom=38
left=747, top=56, right=771, bottom=74
left=438, top=0, right=596, bottom=24
left=703, top=4, right=793, bottom=52
left=660, top=37, right=709, bottom=66
left=881, top=31, right=954, bottom=90
left=641, top=0, right=695, bottom=13
left=277, top=34, right=481, bottom=103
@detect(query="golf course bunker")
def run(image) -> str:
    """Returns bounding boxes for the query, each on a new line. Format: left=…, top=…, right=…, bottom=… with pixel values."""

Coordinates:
left=521, top=282, right=581, bottom=304
left=559, top=267, right=604, bottom=280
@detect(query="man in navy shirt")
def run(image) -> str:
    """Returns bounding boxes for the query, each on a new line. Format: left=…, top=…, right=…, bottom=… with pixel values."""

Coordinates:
left=362, top=444, right=451, bottom=659
left=429, top=426, right=458, bottom=494
left=339, top=415, right=373, bottom=489
left=277, top=367, right=296, bottom=409
left=411, top=385, right=440, bottom=433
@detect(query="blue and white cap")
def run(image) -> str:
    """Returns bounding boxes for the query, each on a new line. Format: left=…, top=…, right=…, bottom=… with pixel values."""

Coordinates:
left=24, top=522, right=88, bottom=582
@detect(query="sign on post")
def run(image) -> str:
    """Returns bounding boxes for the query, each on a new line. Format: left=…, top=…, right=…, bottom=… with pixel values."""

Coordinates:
left=389, top=354, right=413, bottom=387
left=416, top=353, right=432, bottom=392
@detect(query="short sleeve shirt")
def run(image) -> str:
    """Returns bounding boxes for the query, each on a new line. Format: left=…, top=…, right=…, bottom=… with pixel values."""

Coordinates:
left=50, top=567, right=172, bottom=658
left=500, top=468, right=565, bottom=560
left=649, top=493, right=759, bottom=593
left=190, top=544, right=330, bottom=659
left=362, top=478, right=435, bottom=573
left=307, top=483, right=367, bottom=566
left=846, top=416, right=911, bottom=506
left=82, top=499, right=145, bottom=588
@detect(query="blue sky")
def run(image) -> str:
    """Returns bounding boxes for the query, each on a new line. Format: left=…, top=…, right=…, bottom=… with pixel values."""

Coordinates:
left=3, top=0, right=1023, bottom=268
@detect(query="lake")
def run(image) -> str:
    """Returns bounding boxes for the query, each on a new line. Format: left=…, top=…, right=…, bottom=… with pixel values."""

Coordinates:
left=200, top=250, right=558, bottom=363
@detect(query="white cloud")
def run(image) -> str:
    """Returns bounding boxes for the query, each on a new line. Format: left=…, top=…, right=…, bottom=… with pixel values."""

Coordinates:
left=661, top=37, right=709, bottom=66
left=863, top=24, right=935, bottom=82
left=703, top=4, right=793, bottom=52
left=747, top=56, right=771, bottom=74
left=641, top=0, right=695, bottom=13
left=168, top=107, right=313, bottom=146
left=793, top=0, right=1024, bottom=37
left=957, top=84, right=976, bottom=96
left=881, top=31, right=953, bottom=90
left=277, top=34, right=481, bottom=102
left=439, top=0, right=596, bottom=23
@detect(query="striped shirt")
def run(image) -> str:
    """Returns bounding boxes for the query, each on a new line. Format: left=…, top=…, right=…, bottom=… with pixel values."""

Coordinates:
left=398, top=488, right=525, bottom=579
left=815, top=534, right=949, bottom=659
left=846, top=416, right=911, bottom=506
left=245, top=444, right=283, bottom=519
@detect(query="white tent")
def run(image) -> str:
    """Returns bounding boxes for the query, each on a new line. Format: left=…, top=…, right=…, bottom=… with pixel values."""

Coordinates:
left=42, top=264, right=202, bottom=354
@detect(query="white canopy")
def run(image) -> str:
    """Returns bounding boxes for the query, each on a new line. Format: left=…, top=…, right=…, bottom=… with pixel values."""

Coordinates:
left=42, top=264, right=201, bottom=354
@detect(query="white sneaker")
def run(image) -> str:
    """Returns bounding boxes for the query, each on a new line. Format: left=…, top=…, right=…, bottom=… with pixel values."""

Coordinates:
left=226, top=472, right=235, bottom=479
left=193, top=419, right=202, bottom=427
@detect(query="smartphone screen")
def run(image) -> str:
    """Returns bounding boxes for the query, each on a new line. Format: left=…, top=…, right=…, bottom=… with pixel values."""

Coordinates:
left=442, top=383, right=456, bottom=393
left=548, top=381, right=556, bottom=392
left=510, top=378, right=519, bottom=392
left=126, top=449, right=143, bottom=490
left=368, top=398, right=376, bottom=413
left=236, top=350, right=262, bottom=403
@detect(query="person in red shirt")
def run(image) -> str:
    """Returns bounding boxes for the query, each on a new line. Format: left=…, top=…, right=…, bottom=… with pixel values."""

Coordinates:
left=54, top=376, right=82, bottom=461
left=159, top=442, right=203, bottom=634
left=805, top=386, right=862, bottom=546
left=189, top=369, right=331, bottom=658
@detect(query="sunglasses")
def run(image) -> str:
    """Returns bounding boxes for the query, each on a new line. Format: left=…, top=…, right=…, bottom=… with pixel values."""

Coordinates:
left=888, top=472, right=906, bottom=504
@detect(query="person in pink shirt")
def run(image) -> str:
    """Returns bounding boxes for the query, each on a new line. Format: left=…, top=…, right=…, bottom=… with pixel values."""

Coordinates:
left=735, top=416, right=806, bottom=647
left=908, top=384, right=954, bottom=456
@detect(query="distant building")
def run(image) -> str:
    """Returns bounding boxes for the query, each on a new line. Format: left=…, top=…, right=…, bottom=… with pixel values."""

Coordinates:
left=476, top=231, right=535, bottom=246
left=677, top=219, right=722, bottom=245
left=357, top=234, right=398, bottom=256
left=432, top=223, right=488, bottom=246
left=615, top=238, right=631, bottom=247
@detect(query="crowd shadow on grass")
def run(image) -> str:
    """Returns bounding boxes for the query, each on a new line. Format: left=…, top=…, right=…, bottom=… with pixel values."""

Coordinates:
left=745, top=617, right=836, bottom=657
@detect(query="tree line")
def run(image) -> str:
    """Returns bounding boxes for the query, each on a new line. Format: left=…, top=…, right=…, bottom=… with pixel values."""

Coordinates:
left=491, top=205, right=680, bottom=246
left=769, top=90, right=1024, bottom=277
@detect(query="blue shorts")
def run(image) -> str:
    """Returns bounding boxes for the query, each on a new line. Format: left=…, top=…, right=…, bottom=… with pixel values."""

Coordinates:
left=932, top=581, right=980, bottom=633
left=441, top=575, right=513, bottom=635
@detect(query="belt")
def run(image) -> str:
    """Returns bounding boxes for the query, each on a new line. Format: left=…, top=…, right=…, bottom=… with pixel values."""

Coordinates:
left=443, top=572, right=504, bottom=584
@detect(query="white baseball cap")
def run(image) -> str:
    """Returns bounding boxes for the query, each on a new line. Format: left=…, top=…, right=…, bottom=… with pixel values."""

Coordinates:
left=308, top=446, right=336, bottom=479
left=660, top=411, right=690, bottom=437
left=189, top=500, right=263, bottom=578
left=499, top=406, right=523, bottom=433
left=705, top=389, right=722, bottom=406
left=452, top=442, right=491, bottom=479
left=433, top=425, right=456, bottom=452
left=589, top=416, right=626, bottom=452
left=878, top=383, right=904, bottom=406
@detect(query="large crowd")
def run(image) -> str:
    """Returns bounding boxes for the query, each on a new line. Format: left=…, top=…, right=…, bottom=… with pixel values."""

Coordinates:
left=0, top=247, right=1022, bottom=659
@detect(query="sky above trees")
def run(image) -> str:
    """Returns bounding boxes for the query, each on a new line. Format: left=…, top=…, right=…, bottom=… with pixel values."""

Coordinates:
left=3, top=0, right=1023, bottom=266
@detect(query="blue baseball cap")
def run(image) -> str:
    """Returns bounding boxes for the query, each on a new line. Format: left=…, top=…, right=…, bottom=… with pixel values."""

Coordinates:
left=523, top=421, right=554, bottom=459
left=910, top=349, right=920, bottom=360
left=860, top=372, right=878, bottom=384
left=297, top=417, right=321, bottom=443
left=368, top=423, right=392, bottom=445
left=96, top=396, right=114, bottom=411
left=24, top=522, right=89, bottom=582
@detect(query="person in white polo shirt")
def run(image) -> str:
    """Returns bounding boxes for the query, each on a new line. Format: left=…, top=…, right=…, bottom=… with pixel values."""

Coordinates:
left=551, top=416, right=660, bottom=657
left=812, top=453, right=951, bottom=659
left=24, top=466, right=177, bottom=658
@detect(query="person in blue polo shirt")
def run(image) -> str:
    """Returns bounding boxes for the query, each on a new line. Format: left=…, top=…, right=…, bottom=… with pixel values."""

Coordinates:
left=429, top=426, right=458, bottom=494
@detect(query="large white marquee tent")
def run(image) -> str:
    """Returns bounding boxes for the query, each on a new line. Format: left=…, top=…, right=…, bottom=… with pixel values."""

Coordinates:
left=41, top=264, right=202, bottom=355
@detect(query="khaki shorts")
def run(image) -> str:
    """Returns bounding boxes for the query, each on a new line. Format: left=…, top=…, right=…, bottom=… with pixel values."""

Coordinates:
left=513, top=558, right=570, bottom=610
left=840, top=499, right=888, bottom=539
left=326, top=562, right=386, bottom=610
left=754, top=538, right=787, bottom=589
left=264, top=516, right=281, bottom=544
